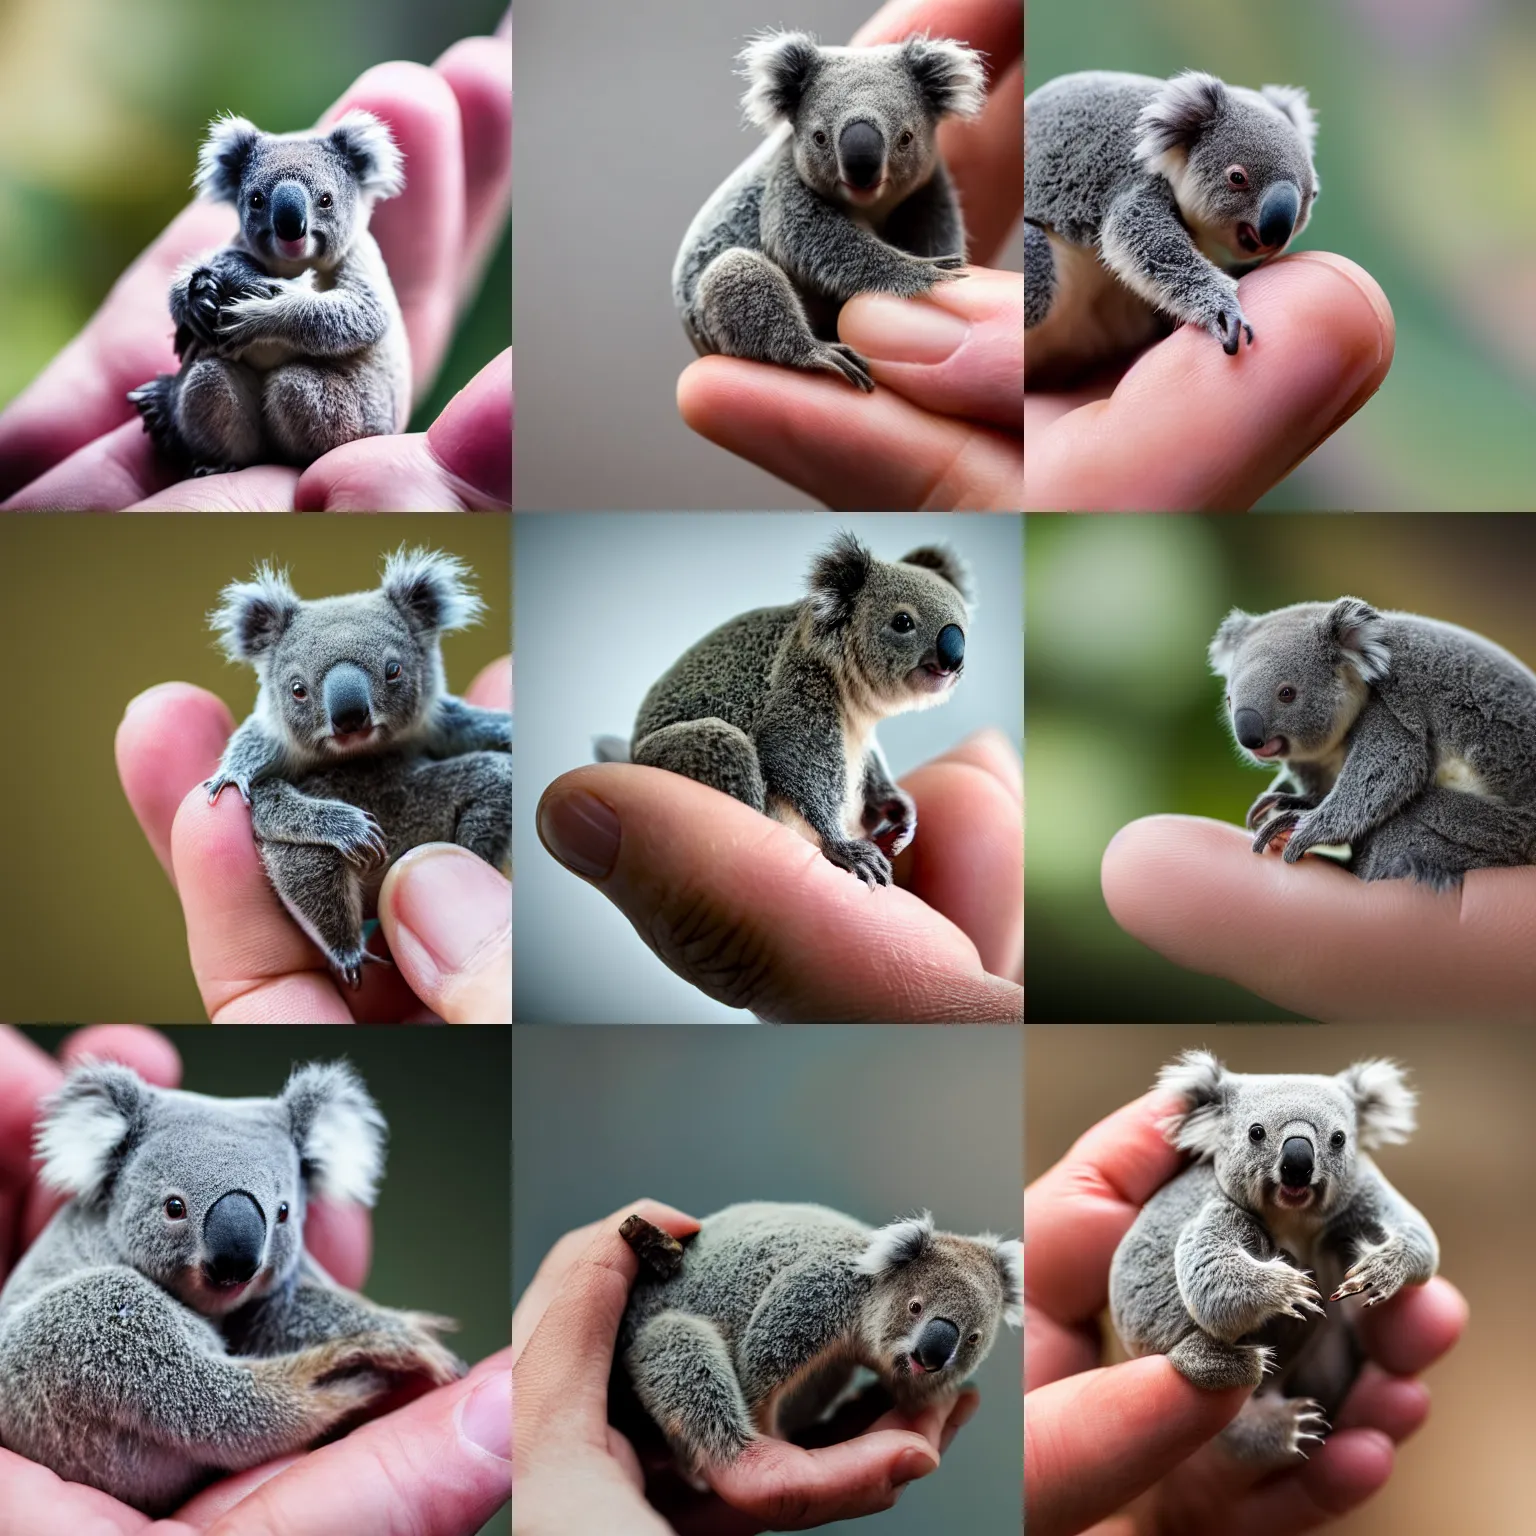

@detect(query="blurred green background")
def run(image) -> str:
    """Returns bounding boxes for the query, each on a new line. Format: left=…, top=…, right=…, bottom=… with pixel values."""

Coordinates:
left=1027, top=0, right=1536, bottom=510
left=0, top=0, right=508, bottom=426
left=1025, top=511, right=1536, bottom=1020
left=0, top=516, right=510, bottom=1023
left=19, top=1024, right=510, bottom=1536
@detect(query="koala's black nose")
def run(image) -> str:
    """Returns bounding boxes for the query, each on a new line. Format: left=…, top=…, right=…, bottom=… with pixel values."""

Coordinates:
left=913, top=1317, right=960, bottom=1371
left=1258, top=180, right=1301, bottom=250
left=1233, top=707, right=1267, bottom=750
left=839, top=121, right=886, bottom=189
left=935, top=624, right=965, bottom=673
left=324, top=661, right=374, bottom=734
left=203, top=1191, right=266, bottom=1285
left=272, top=182, right=309, bottom=242
left=1280, top=1136, right=1315, bottom=1188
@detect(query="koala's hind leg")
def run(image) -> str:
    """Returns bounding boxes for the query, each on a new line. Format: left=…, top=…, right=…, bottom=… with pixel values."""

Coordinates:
left=1024, top=221, right=1054, bottom=329
left=1167, top=1330, right=1271, bottom=1391
left=174, top=354, right=265, bottom=472
left=692, top=248, right=874, bottom=392
left=632, top=719, right=766, bottom=811
left=257, top=840, right=371, bottom=987
left=262, top=360, right=389, bottom=465
left=626, top=1309, right=754, bottom=1478
left=1218, top=1393, right=1329, bottom=1466
left=390, top=752, right=513, bottom=870
left=1354, top=788, right=1536, bottom=890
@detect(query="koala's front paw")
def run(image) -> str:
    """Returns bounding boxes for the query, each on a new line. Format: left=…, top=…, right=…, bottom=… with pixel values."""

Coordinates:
left=217, top=292, right=281, bottom=349
left=883, top=254, right=968, bottom=299
left=330, top=943, right=393, bottom=992
left=1331, top=1243, right=1413, bottom=1308
left=811, top=342, right=874, bottom=392
left=1204, top=299, right=1255, bottom=356
left=1245, top=791, right=1316, bottom=833
left=822, top=837, right=893, bottom=888
left=317, top=804, right=389, bottom=868
left=180, top=267, right=225, bottom=347
left=206, top=771, right=252, bottom=807
left=1256, top=1257, right=1325, bottom=1324
left=865, top=792, right=917, bottom=857
left=1251, top=809, right=1303, bottom=854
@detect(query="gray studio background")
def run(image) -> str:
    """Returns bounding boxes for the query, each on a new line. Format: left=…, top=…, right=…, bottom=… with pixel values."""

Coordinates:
left=512, top=1025, right=1023, bottom=1535
left=512, top=0, right=1023, bottom=511
left=512, top=512, right=1024, bottom=1023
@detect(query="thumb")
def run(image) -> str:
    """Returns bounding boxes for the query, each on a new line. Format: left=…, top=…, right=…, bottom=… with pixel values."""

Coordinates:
left=838, top=267, right=1023, bottom=429
left=378, top=844, right=511, bottom=1023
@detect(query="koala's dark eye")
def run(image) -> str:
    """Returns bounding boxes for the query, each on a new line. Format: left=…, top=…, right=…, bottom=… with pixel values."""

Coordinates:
left=1330, top=1131, right=1346, bottom=1150
left=898, top=129, right=914, bottom=148
left=1277, top=685, right=1297, bottom=704
left=967, top=1330, right=981, bottom=1345
left=291, top=681, right=308, bottom=701
left=1248, top=1124, right=1266, bottom=1143
left=385, top=661, right=402, bottom=682
left=277, top=1201, right=290, bottom=1224
left=892, top=612, right=916, bottom=634
left=164, top=1197, right=187, bottom=1220
left=908, top=1298, right=922, bottom=1317
left=318, top=192, right=333, bottom=209
left=1227, top=165, right=1248, bottom=188
left=813, top=130, right=828, bottom=147
left=249, top=191, right=264, bottom=210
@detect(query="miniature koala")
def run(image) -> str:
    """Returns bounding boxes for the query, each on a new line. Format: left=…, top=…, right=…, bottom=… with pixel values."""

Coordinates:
left=1211, top=596, right=1536, bottom=890
left=206, top=547, right=511, bottom=985
left=674, top=31, right=986, bottom=391
left=1025, top=71, right=1319, bottom=388
left=618, top=1203, right=1021, bottom=1482
left=129, top=110, right=410, bottom=474
left=0, top=1061, right=462, bottom=1515
left=594, top=532, right=970, bottom=887
left=1110, top=1052, right=1437, bottom=1466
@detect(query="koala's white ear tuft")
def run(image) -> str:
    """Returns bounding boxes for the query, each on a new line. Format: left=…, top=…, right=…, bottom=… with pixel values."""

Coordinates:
left=1157, top=1050, right=1229, bottom=1157
left=1134, top=71, right=1228, bottom=167
left=900, top=544, right=972, bottom=604
left=195, top=113, right=262, bottom=201
left=807, top=530, right=874, bottom=640
left=1208, top=609, right=1255, bottom=677
left=988, top=1236, right=1024, bottom=1326
left=901, top=36, right=987, bottom=120
left=1328, top=597, right=1390, bottom=686
left=856, top=1211, right=935, bottom=1275
left=1261, top=84, right=1318, bottom=155
left=36, top=1063, right=149, bottom=1204
left=739, top=30, right=823, bottom=130
left=1337, top=1059, right=1417, bottom=1149
left=283, top=1062, right=386, bottom=1207
left=329, top=109, right=405, bottom=200
left=211, top=563, right=301, bottom=661
left=381, top=546, right=485, bottom=636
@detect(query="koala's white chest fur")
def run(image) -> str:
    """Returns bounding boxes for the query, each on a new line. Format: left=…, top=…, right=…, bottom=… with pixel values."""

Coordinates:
left=1026, top=231, right=1161, bottom=385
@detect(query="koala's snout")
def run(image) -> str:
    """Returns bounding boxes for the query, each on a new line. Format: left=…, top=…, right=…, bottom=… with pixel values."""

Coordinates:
left=912, top=1316, right=960, bottom=1371
left=1279, top=1136, right=1315, bottom=1189
left=838, top=120, right=885, bottom=190
left=203, top=1190, right=266, bottom=1286
left=1257, top=181, right=1300, bottom=251
left=271, top=182, right=309, bottom=244
left=1233, top=707, right=1267, bottom=750
left=323, top=661, right=374, bottom=735
left=935, top=624, right=965, bottom=673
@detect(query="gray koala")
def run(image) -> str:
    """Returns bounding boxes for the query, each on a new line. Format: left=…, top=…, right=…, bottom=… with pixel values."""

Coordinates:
left=594, top=532, right=970, bottom=887
left=1025, top=71, right=1319, bottom=388
left=1210, top=597, right=1536, bottom=890
left=618, top=1203, right=1021, bottom=1484
left=674, top=31, right=986, bottom=391
left=1110, top=1052, right=1437, bottom=1466
left=129, top=110, right=410, bottom=475
left=0, top=1060, right=462, bottom=1515
left=206, top=547, right=511, bottom=986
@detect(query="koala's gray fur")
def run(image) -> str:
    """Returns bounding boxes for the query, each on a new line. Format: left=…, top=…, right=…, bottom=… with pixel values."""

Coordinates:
left=618, top=1203, right=1021, bottom=1482
left=0, top=1061, right=462, bottom=1515
left=129, top=111, right=410, bottom=474
left=674, top=32, right=986, bottom=391
left=594, top=532, right=970, bottom=888
left=1025, top=71, right=1319, bottom=388
left=207, top=547, right=511, bottom=985
left=1110, top=1053, right=1437, bottom=1467
left=1210, top=597, right=1536, bottom=890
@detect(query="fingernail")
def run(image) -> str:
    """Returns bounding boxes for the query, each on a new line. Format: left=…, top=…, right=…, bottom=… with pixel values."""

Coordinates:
left=538, top=788, right=620, bottom=881
left=893, top=1448, right=937, bottom=1486
left=388, top=845, right=510, bottom=973
left=458, top=1370, right=511, bottom=1461
left=122, top=681, right=185, bottom=720
left=840, top=294, right=970, bottom=364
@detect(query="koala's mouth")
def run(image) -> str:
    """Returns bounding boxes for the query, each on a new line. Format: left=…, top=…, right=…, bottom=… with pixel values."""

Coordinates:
left=1272, top=1183, right=1316, bottom=1210
left=1250, top=735, right=1287, bottom=760
left=324, top=725, right=383, bottom=753
left=908, top=664, right=960, bottom=694
left=1236, top=223, right=1263, bottom=255
left=839, top=178, right=888, bottom=202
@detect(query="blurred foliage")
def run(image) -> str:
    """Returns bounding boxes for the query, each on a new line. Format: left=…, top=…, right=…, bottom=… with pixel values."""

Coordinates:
left=0, top=0, right=508, bottom=425
left=1025, top=511, right=1536, bottom=1020
left=1027, top=0, right=1536, bottom=510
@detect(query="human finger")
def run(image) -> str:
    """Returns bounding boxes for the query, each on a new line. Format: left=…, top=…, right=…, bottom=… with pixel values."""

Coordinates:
left=537, top=763, right=1023, bottom=1021
left=1025, top=253, right=1395, bottom=511
left=464, top=654, right=512, bottom=711
left=301, top=1199, right=373, bottom=1293
left=0, top=1449, right=150, bottom=1535
left=1101, top=814, right=1536, bottom=1021
left=1352, top=1275, right=1468, bottom=1377
left=1331, top=1363, right=1431, bottom=1441
left=1223, top=1428, right=1395, bottom=1536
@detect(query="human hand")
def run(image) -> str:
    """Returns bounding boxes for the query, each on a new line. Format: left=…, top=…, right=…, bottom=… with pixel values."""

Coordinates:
left=0, top=18, right=511, bottom=512
left=678, top=0, right=1023, bottom=510
left=1024, top=253, right=1395, bottom=511
left=535, top=730, right=1023, bottom=1022
left=1103, top=814, right=1536, bottom=1022
left=114, top=656, right=511, bottom=1023
left=1025, top=1089, right=1468, bottom=1536
left=0, top=1024, right=511, bottom=1535
left=513, top=1201, right=974, bottom=1535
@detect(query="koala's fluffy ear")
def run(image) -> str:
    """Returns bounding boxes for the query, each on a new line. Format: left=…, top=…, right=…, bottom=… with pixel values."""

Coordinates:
left=740, top=30, right=823, bottom=129
left=211, top=563, right=301, bottom=661
left=807, top=531, right=874, bottom=640
left=1208, top=609, right=1255, bottom=677
left=1261, top=84, right=1318, bottom=155
left=1134, top=70, right=1227, bottom=166
left=36, top=1064, right=150, bottom=1205
left=282, top=1062, right=386, bottom=1206
left=1337, top=1060, right=1417, bottom=1149
left=990, top=1236, right=1024, bottom=1327
left=855, top=1212, right=935, bottom=1275
left=900, top=545, right=972, bottom=603
left=901, top=36, right=987, bottom=120
left=329, top=109, right=405, bottom=200
left=195, top=113, right=261, bottom=202
left=381, top=546, right=485, bottom=637
left=1157, top=1050, right=1229, bottom=1157
left=1328, top=597, right=1391, bottom=685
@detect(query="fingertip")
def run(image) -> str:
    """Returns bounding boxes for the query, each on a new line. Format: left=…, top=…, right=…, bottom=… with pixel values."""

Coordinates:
left=465, top=654, right=512, bottom=712
left=304, top=1197, right=373, bottom=1291
left=59, top=1027, right=182, bottom=1089
left=1302, top=1427, right=1396, bottom=1510
left=423, top=348, right=513, bottom=508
